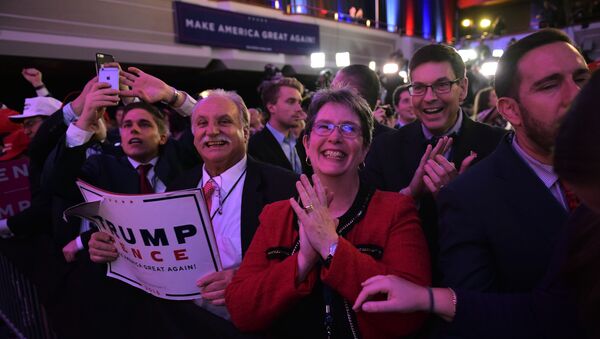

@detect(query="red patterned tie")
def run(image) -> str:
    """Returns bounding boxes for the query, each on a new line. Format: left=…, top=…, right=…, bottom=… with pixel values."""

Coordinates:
left=137, top=164, right=154, bottom=194
left=203, top=179, right=216, bottom=213
left=559, top=180, right=581, bottom=212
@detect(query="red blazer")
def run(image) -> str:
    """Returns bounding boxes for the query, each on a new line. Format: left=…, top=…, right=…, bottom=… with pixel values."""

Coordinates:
left=225, top=190, right=431, bottom=339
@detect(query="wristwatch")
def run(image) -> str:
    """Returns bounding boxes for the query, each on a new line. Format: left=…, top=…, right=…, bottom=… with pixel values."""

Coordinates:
left=166, top=87, right=180, bottom=105
left=323, top=240, right=338, bottom=268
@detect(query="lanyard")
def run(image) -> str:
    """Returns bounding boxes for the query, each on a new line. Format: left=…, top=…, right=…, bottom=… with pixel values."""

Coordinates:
left=208, top=168, right=247, bottom=221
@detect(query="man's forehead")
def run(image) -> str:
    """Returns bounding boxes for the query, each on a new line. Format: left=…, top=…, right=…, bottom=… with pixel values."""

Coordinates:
left=278, top=86, right=301, bottom=98
left=193, top=96, right=237, bottom=118
left=122, top=108, right=153, bottom=121
left=410, top=61, right=456, bottom=82
left=517, top=42, right=586, bottom=82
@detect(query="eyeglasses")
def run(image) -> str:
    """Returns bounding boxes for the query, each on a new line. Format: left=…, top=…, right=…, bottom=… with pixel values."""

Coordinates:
left=312, top=122, right=361, bottom=138
left=408, top=78, right=463, bottom=96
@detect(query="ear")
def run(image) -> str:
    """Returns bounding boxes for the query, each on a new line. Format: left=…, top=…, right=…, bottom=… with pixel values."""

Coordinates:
left=266, top=102, right=276, bottom=115
left=497, top=97, right=522, bottom=127
left=302, top=133, right=309, bottom=150
left=243, top=125, right=250, bottom=143
left=159, top=132, right=168, bottom=146
left=458, top=77, right=469, bottom=102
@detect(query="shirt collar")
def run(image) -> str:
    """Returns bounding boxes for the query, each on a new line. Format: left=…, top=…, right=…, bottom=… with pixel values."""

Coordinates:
left=128, top=156, right=159, bottom=170
left=266, top=122, right=295, bottom=144
left=511, top=135, right=558, bottom=189
left=421, top=109, right=463, bottom=140
left=202, top=155, right=248, bottom=193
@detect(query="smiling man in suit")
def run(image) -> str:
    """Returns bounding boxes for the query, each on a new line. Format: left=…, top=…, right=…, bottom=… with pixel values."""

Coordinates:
left=249, top=77, right=311, bottom=175
left=89, top=89, right=298, bottom=338
left=365, top=44, right=505, bottom=280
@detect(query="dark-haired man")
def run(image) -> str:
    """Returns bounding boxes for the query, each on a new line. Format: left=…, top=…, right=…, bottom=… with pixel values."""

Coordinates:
left=249, top=77, right=310, bottom=174
left=365, top=44, right=505, bottom=279
left=331, top=64, right=396, bottom=139
left=435, top=28, right=590, bottom=338
left=392, top=84, right=417, bottom=128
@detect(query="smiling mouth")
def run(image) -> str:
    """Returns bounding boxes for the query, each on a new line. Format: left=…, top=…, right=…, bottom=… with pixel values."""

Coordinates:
left=322, top=150, right=346, bottom=160
left=205, top=141, right=228, bottom=148
left=422, top=107, right=444, bottom=115
left=129, top=138, right=143, bottom=145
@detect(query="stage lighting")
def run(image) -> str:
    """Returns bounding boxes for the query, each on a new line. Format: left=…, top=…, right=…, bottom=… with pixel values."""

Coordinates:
left=311, top=53, right=325, bottom=68
left=336, top=52, right=351, bottom=67
left=480, top=61, right=498, bottom=77
left=457, top=49, right=477, bottom=62
left=382, top=63, right=399, bottom=74
left=480, top=18, right=492, bottom=29
left=368, top=61, right=376, bottom=71
left=461, top=19, right=473, bottom=27
left=492, top=49, right=504, bottom=58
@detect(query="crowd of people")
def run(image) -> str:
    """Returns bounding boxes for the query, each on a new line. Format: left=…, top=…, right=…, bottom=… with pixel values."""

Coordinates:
left=0, top=28, right=599, bottom=339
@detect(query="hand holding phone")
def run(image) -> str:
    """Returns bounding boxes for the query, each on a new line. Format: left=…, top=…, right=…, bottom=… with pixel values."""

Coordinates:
left=99, top=67, right=120, bottom=90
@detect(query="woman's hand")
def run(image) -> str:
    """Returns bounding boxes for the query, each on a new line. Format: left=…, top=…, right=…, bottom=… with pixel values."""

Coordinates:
left=290, top=174, right=339, bottom=259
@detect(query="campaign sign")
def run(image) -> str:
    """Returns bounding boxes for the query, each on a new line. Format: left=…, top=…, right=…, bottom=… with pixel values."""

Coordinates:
left=65, top=181, right=220, bottom=300
left=0, top=158, right=30, bottom=219
left=173, top=2, right=320, bottom=54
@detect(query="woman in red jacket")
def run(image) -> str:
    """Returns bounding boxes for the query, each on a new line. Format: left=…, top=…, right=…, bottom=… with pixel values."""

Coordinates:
left=225, top=87, right=431, bottom=339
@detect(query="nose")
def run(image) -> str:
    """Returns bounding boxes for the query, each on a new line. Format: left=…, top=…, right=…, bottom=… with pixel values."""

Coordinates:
left=327, top=125, right=343, bottom=141
left=206, top=121, right=220, bottom=135
left=423, top=86, right=438, bottom=102
left=562, top=77, right=582, bottom=106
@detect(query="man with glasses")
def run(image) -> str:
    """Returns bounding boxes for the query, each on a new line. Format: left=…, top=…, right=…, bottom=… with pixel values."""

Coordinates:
left=365, top=44, right=505, bottom=283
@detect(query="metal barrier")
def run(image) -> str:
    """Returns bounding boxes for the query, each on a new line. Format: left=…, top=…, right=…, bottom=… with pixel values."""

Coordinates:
left=0, top=252, right=56, bottom=339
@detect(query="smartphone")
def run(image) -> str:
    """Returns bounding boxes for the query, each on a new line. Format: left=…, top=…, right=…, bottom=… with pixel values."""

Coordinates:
left=99, top=67, right=120, bottom=90
left=95, top=52, right=115, bottom=74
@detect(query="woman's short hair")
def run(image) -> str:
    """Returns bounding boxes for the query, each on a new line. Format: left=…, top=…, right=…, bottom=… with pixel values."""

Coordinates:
left=306, top=87, right=374, bottom=147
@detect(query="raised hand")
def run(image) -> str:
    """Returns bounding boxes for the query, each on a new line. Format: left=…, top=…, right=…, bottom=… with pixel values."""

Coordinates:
left=21, top=68, right=43, bottom=88
left=71, top=76, right=99, bottom=116
left=289, top=174, right=339, bottom=259
left=76, top=82, right=119, bottom=132
left=120, top=66, right=174, bottom=103
left=402, top=136, right=453, bottom=199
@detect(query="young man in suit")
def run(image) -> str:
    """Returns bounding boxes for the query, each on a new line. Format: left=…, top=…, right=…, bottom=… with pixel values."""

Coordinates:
left=90, top=89, right=298, bottom=338
left=364, top=44, right=506, bottom=279
left=248, top=77, right=310, bottom=174
left=434, top=28, right=590, bottom=338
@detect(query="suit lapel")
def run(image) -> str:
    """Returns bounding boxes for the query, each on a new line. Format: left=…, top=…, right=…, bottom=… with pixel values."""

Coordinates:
left=493, top=137, right=567, bottom=241
left=403, top=123, right=428, bottom=187
left=118, top=156, right=141, bottom=193
left=240, top=156, right=264, bottom=255
left=263, top=128, right=294, bottom=171
left=450, top=113, right=476, bottom=166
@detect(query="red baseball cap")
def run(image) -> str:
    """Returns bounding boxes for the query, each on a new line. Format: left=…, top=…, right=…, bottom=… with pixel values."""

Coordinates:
left=0, top=129, right=29, bottom=161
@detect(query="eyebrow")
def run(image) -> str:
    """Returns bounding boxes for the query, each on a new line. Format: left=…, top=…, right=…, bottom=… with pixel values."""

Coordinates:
left=531, top=67, right=591, bottom=89
left=413, top=77, right=451, bottom=84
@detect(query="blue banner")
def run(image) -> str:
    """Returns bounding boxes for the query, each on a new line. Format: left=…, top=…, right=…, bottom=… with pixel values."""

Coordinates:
left=173, top=2, right=320, bottom=55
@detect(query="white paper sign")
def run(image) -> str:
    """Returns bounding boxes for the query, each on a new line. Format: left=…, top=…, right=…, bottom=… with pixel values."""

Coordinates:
left=64, top=181, right=221, bottom=300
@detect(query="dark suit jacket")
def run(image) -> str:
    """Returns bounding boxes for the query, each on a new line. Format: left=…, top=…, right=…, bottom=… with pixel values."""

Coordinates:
left=364, top=114, right=505, bottom=280
left=167, top=155, right=299, bottom=255
left=248, top=127, right=312, bottom=176
left=435, top=134, right=577, bottom=338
